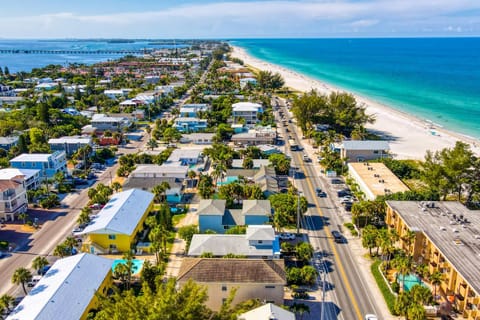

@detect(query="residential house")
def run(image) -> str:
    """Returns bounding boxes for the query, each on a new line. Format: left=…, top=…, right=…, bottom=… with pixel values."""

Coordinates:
left=122, top=164, right=187, bottom=202
left=179, top=104, right=209, bottom=117
left=104, top=89, right=129, bottom=99
left=257, top=144, right=282, bottom=155
left=198, top=199, right=271, bottom=233
left=239, top=77, right=257, bottom=89
left=238, top=303, right=295, bottom=320
left=188, top=225, right=280, bottom=259
left=132, top=109, right=145, bottom=120
left=0, top=136, right=18, bottom=151
left=48, top=136, right=93, bottom=156
left=332, top=140, right=390, bottom=162
left=80, top=189, right=154, bottom=254
left=231, top=126, right=277, bottom=146
left=180, top=133, right=215, bottom=145
left=155, top=85, right=175, bottom=96
left=385, top=201, right=480, bottom=319
left=34, top=83, right=57, bottom=91
left=7, top=254, right=112, bottom=320
left=253, top=166, right=279, bottom=197
left=232, top=102, right=263, bottom=126
left=166, top=148, right=204, bottom=166
left=0, top=84, right=15, bottom=97
left=174, top=117, right=207, bottom=133
left=231, top=159, right=270, bottom=169
left=0, top=176, right=27, bottom=221
left=0, top=168, right=41, bottom=190
left=90, top=114, right=131, bottom=132
left=144, top=75, right=160, bottom=84
left=177, top=258, right=286, bottom=311
left=347, top=162, right=409, bottom=200
left=10, top=151, right=67, bottom=179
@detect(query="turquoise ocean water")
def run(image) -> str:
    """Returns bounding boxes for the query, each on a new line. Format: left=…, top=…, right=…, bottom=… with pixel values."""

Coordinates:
left=232, top=38, right=480, bottom=139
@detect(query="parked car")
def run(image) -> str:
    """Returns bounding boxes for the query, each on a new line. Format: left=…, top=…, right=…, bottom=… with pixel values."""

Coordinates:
left=27, top=275, right=42, bottom=287
left=337, top=189, right=352, bottom=197
left=279, top=233, right=296, bottom=240
left=318, top=191, right=327, bottom=198
left=303, top=154, right=311, bottom=162
left=292, top=291, right=310, bottom=299
left=340, top=197, right=354, bottom=204
left=38, top=265, right=51, bottom=275
left=72, top=227, right=84, bottom=234
left=331, top=230, right=345, bottom=243
left=365, top=314, right=378, bottom=320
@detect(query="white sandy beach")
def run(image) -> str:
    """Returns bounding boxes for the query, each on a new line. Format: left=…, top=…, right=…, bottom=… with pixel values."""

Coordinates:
left=231, top=46, right=480, bottom=160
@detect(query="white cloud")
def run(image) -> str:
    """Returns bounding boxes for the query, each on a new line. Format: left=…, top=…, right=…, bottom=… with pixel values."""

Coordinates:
left=1, top=0, right=480, bottom=37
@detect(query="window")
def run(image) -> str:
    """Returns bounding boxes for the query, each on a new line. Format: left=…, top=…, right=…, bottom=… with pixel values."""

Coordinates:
left=109, top=244, right=117, bottom=249
left=373, top=150, right=379, bottom=154
left=221, top=285, right=227, bottom=291
left=108, top=234, right=116, bottom=240
left=265, top=285, right=275, bottom=289
left=258, top=240, right=263, bottom=244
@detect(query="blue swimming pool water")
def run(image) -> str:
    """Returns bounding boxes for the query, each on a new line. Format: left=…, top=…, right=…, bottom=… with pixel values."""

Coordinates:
left=111, top=259, right=144, bottom=274
left=217, top=176, right=239, bottom=186
left=397, top=273, right=427, bottom=291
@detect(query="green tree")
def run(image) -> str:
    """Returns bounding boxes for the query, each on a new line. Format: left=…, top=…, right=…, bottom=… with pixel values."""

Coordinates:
left=295, top=242, right=314, bottom=262
left=178, top=225, right=198, bottom=252
left=53, top=243, right=70, bottom=258
left=32, top=256, right=49, bottom=274
left=146, top=138, right=158, bottom=150
left=394, top=291, right=411, bottom=319
left=361, top=225, right=378, bottom=256
left=18, top=212, right=29, bottom=224
left=0, top=294, right=15, bottom=313
left=242, top=157, right=253, bottom=169
left=429, top=271, right=443, bottom=301
left=12, top=267, right=32, bottom=295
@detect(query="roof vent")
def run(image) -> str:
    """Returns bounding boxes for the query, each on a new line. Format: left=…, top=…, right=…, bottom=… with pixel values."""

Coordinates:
left=439, top=226, right=447, bottom=231
left=452, top=228, right=458, bottom=233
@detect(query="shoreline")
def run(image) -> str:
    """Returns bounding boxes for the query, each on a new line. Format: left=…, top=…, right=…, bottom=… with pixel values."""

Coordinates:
left=231, top=45, right=480, bottom=160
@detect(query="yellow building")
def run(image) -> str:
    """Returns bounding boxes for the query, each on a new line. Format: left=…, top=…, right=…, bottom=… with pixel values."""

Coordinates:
left=177, top=258, right=286, bottom=311
left=386, top=201, right=480, bottom=319
left=7, top=253, right=112, bottom=320
left=348, top=162, right=409, bottom=200
left=80, top=188, right=154, bottom=254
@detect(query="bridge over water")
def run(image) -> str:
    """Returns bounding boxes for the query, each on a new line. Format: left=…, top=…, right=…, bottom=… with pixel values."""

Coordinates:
left=0, top=49, right=154, bottom=55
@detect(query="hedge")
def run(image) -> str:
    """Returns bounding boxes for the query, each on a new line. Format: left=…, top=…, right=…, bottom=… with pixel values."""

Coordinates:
left=371, top=259, right=398, bottom=315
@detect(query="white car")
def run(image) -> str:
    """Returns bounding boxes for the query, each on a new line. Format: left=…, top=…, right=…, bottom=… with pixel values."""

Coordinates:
left=279, top=233, right=296, bottom=240
left=365, top=314, right=378, bottom=320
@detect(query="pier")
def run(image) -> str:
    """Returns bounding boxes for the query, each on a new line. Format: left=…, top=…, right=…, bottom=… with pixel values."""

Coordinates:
left=0, top=49, right=154, bottom=55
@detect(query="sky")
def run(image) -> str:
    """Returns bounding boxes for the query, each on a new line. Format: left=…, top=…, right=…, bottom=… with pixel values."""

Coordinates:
left=1, top=0, right=480, bottom=38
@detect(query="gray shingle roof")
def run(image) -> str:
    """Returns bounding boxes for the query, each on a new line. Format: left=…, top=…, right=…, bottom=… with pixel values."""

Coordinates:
left=197, top=199, right=226, bottom=216
left=242, top=200, right=271, bottom=216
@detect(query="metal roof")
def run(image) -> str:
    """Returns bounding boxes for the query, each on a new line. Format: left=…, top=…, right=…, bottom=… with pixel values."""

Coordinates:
left=80, top=189, right=153, bottom=235
left=7, top=254, right=112, bottom=320
left=341, top=140, right=390, bottom=150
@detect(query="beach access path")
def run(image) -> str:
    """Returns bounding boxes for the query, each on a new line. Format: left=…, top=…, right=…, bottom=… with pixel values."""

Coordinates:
left=231, top=46, right=480, bottom=160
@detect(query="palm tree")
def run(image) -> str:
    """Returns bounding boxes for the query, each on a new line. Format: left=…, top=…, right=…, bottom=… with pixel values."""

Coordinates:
left=111, top=181, right=122, bottom=193
left=0, top=294, right=15, bottom=313
left=152, top=181, right=171, bottom=203
left=122, top=251, right=135, bottom=290
left=291, top=302, right=310, bottom=320
left=12, top=267, right=32, bottom=295
left=77, top=208, right=91, bottom=226
left=403, top=230, right=417, bottom=256
left=18, top=212, right=28, bottom=224
left=394, top=256, right=414, bottom=292
left=146, top=138, right=158, bottom=151
left=32, top=256, right=49, bottom=274
left=429, top=271, right=443, bottom=301
left=145, top=125, right=152, bottom=137
left=53, top=243, right=69, bottom=258
left=64, top=236, right=78, bottom=254
left=187, top=170, right=197, bottom=189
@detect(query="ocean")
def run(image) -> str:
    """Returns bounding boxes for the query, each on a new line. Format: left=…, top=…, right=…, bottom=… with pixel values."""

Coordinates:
left=232, top=38, right=480, bottom=139
left=0, top=39, right=185, bottom=73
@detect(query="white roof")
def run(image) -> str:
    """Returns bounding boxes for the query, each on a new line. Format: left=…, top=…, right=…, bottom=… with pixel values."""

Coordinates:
left=238, top=303, right=295, bottom=320
left=80, top=189, right=154, bottom=235
left=167, top=148, right=202, bottom=162
left=0, top=168, right=40, bottom=180
left=341, top=140, right=390, bottom=151
left=188, top=235, right=273, bottom=257
left=48, top=136, right=92, bottom=144
left=10, top=153, right=54, bottom=163
left=246, top=225, right=275, bottom=241
left=7, top=254, right=112, bottom=320
left=131, top=164, right=188, bottom=177
left=232, top=102, right=262, bottom=112
left=104, top=89, right=124, bottom=95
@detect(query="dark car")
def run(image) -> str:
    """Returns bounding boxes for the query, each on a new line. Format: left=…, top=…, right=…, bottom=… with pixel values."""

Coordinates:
left=337, top=189, right=352, bottom=197
left=318, top=192, right=327, bottom=198
left=332, top=230, right=345, bottom=243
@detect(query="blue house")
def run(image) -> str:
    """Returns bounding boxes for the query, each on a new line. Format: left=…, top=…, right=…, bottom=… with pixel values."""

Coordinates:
left=0, top=136, right=19, bottom=151
left=198, top=199, right=272, bottom=233
left=174, top=117, right=207, bottom=133
left=179, top=104, right=209, bottom=118
left=10, top=151, right=67, bottom=178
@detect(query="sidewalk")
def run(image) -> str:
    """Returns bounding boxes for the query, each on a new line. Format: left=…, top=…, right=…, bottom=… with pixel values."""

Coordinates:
left=164, top=205, right=198, bottom=278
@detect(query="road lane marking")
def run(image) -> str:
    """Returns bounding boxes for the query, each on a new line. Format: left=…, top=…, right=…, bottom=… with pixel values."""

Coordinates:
left=293, top=150, right=364, bottom=320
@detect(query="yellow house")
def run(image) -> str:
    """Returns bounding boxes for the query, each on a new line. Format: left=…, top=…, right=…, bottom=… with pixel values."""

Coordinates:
left=177, top=258, right=286, bottom=311
left=386, top=201, right=480, bottom=319
left=7, top=253, right=113, bottom=320
left=80, top=188, right=154, bottom=254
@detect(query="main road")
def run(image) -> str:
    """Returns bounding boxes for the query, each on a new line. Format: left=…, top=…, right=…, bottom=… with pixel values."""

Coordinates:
left=276, top=99, right=381, bottom=319
left=0, top=134, right=147, bottom=297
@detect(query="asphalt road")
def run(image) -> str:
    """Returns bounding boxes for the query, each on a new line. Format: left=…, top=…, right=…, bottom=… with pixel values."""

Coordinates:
left=0, top=133, right=146, bottom=297
left=276, top=99, right=381, bottom=320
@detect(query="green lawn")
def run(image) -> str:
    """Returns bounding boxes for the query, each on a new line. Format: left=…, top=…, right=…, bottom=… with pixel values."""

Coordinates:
left=172, top=214, right=186, bottom=227
left=371, top=259, right=398, bottom=315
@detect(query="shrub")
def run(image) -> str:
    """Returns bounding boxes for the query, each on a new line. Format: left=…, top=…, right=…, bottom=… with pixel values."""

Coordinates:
left=371, top=259, right=398, bottom=315
left=391, top=281, right=400, bottom=293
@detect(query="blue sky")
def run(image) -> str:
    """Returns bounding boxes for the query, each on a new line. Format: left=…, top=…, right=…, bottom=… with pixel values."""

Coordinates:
left=1, top=0, right=480, bottom=38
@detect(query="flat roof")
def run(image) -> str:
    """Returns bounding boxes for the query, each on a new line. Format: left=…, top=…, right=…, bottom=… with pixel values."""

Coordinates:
left=167, top=148, right=203, bottom=163
left=48, top=136, right=92, bottom=144
left=188, top=234, right=275, bottom=257
left=238, top=303, right=295, bottom=320
left=10, top=153, right=54, bottom=163
left=0, top=168, right=40, bottom=180
left=341, top=140, right=389, bottom=150
left=232, top=102, right=262, bottom=112
left=7, top=254, right=112, bottom=320
left=348, top=162, right=409, bottom=199
left=387, top=201, right=480, bottom=295
left=80, top=189, right=153, bottom=235
left=131, top=164, right=188, bottom=175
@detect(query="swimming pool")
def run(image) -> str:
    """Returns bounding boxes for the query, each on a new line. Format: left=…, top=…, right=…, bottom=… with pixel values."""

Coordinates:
left=216, top=176, right=238, bottom=186
left=111, top=259, right=144, bottom=274
left=397, top=273, right=427, bottom=291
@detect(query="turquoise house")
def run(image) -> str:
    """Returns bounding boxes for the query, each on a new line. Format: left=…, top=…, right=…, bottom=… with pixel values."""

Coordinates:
left=198, top=199, right=272, bottom=233
left=10, top=151, right=67, bottom=178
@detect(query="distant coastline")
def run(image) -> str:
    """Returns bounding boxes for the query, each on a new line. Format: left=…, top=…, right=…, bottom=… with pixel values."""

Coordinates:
left=230, top=44, right=480, bottom=160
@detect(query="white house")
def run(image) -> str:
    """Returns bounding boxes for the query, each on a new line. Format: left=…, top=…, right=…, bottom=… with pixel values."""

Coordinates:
left=232, top=102, right=263, bottom=127
left=48, top=136, right=93, bottom=156
left=0, top=176, right=28, bottom=221
left=104, top=89, right=129, bottom=99
left=0, top=168, right=41, bottom=190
